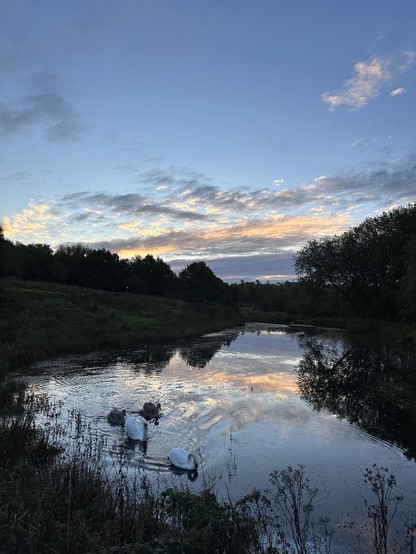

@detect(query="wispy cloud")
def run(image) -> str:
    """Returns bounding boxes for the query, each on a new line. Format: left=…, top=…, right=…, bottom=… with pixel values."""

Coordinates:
left=62, top=191, right=209, bottom=221
left=389, top=87, right=406, bottom=97
left=0, top=93, right=87, bottom=141
left=322, top=50, right=415, bottom=111
left=0, top=70, right=87, bottom=141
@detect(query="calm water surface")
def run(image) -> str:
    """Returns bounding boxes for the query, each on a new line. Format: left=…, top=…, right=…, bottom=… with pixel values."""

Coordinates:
left=23, top=323, right=416, bottom=550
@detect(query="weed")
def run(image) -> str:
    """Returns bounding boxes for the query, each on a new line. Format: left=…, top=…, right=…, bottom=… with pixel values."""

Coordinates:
left=363, top=465, right=404, bottom=554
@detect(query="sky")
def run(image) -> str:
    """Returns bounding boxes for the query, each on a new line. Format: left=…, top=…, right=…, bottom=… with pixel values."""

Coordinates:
left=1, top=0, right=415, bottom=283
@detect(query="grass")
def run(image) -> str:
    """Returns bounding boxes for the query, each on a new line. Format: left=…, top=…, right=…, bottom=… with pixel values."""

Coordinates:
left=0, top=280, right=243, bottom=372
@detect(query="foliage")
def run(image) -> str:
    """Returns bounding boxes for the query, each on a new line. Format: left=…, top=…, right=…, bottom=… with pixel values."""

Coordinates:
left=294, top=203, right=416, bottom=320
left=126, top=254, right=177, bottom=296
left=268, top=465, right=318, bottom=554
left=55, top=244, right=126, bottom=291
left=399, top=236, right=416, bottom=320
left=230, top=279, right=352, bottom=322
left=363, top=465, right=403, bottom=554
left=178, top=261, right=233, bottom=305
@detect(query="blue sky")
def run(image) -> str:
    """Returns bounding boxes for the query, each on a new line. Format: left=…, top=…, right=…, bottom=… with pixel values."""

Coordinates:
left=1, top=0, right=415, bottom=282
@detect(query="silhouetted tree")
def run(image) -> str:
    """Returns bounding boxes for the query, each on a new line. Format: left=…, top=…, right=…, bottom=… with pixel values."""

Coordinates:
left=178, top=261, right=230, bottom=304
left=22, top=244, right=56, bottom=282
left=83, top=248, right=125, bottom=291
left=398, top=236, right=416, bottom=321
left=295, top=204, right=416, bottom=319
left=54, top=244, right=91, bottom=286
left=125, top=255, right=177, bottom=296
left=0, top=227, right=23, bottom=278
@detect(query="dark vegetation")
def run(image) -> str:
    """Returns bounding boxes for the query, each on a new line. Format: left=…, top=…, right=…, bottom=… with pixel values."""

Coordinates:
left=1, top=203, right=416, bottom=552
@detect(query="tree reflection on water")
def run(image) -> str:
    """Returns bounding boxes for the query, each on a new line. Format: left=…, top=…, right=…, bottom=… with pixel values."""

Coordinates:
left=295, top=332, right=416, bottom=460
left=178, top=330, right=240, bottom=368
left=123, top=329, right=241, bottom=372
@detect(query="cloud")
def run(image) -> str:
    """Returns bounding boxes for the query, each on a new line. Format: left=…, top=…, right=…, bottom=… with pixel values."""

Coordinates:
left=389, top=87, right=406, bottom=97
left=64, top=212, right=349, bottom=261
left=315, top=152, right=416, bottom=207
left=322, top=50, right=415, bottom=110
left=0, top=93, right=87, bottom=141
left=0, top=68, right=87, bottom=141
left=2, top=201, right=62, bottom=241
left=3, top=153, right=415, bottom=275
left=62, top=191, right=209, bottom=221
left=169, top=253, right=297, bottom=283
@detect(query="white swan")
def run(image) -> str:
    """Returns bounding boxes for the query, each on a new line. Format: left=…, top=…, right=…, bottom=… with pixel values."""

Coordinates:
left=108, top=408, right=126, bottom=425
left=125, top=415, right=149, bottom=441
left=168, top=447, right=198, bottom=470
left=141, top=401, right=161, bottom=420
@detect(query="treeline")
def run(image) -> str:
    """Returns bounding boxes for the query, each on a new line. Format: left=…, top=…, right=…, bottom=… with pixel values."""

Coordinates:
left=0, top=228, right=231, bottom=305
left=229, top=203, right=416, bottom=323
left=229, top=279, right=347, bottom=321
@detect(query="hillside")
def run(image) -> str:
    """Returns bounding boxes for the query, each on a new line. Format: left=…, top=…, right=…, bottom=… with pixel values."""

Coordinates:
left=0, top=280, right=243, bottom=371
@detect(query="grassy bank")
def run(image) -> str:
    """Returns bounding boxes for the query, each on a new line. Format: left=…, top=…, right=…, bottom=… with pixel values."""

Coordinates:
left=0, top=280, right=243, bottom=372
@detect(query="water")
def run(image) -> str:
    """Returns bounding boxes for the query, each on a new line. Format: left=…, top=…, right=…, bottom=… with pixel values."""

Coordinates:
left=21, top=323, right=416, bottom=551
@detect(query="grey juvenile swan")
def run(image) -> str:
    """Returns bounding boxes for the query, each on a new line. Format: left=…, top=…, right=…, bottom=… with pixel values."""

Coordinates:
left=107, top=408, right=126, bottom=425
left=141, top=402, right=161, bottom=420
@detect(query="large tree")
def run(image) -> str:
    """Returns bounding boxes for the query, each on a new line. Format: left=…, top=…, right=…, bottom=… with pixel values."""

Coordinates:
left=125, top=254, right=177, bottom=296
left=178, top=261, right=230, bottom=304
left=294, top=204, right=416, bottom=319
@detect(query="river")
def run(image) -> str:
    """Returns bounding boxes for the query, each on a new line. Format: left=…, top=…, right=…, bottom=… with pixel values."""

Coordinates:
left=21, top=323, right=416, bottom=552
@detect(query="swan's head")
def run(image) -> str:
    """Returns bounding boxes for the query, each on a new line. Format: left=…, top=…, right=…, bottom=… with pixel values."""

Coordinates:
left=187, top=469, right=198, bottom=481
left=189, top=453, right=198, bottom=469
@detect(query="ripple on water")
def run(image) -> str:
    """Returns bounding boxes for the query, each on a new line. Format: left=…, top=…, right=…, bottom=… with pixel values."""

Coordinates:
left=19, top=327, right=416, bottom=546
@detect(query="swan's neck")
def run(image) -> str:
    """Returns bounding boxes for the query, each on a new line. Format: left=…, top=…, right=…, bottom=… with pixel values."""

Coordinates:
left=188, top=453, right=197, bottom=467
left=142, top=423, right=148, bottom=440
